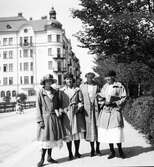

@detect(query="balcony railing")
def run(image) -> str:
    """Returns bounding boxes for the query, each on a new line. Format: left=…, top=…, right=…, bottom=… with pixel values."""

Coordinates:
left=53, top=67, right=67, bottom=73
left=20, top=42, right=33, bottom=47
left=53, top=54, right=65, bottom=60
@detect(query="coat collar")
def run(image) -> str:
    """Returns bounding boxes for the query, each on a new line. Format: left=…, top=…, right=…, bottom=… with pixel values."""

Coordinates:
left=41, top=87, right=56, bottom=96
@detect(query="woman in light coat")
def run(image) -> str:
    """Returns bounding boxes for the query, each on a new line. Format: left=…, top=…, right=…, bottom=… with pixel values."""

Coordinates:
left=97, top=70, right=127, bottom=159
left=80, top=72, right=101, bottom=157
left=59, top=73, right=86, bottom=160
left=36, top=74, right=63, bottom=167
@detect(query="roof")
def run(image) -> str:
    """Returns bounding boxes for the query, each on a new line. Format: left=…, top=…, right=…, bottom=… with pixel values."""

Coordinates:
left=0, top=15, right=62, bottom=33
left=0, top=16, right=27, bottom=32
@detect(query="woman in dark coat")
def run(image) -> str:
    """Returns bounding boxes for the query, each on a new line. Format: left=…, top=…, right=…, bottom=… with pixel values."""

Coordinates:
left=97, top=71, right=127, bottom=159
left=36, top=74, right=63, bottom=167
left=59, top=73, right=86, bottom=160
left=80, top=72, right=101, bottom=157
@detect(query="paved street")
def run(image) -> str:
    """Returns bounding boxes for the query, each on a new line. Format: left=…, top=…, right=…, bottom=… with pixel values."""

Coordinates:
left=0, top=109, right=154, bottom=167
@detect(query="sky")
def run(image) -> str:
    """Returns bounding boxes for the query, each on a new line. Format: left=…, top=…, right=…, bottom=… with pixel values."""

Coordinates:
left=0, top=0, right=95, bottom=79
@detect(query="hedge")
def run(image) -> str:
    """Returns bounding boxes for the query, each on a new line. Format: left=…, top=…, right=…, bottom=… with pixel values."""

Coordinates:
left=123, top=96, right=154, bottom=145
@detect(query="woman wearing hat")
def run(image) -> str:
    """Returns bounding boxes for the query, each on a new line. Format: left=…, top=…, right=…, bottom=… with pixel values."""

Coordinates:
left=36, top=74, right=63, bottom=167
left=97, top=70, right=127, bottom=159
left=80, top=72, right=101, bottom=157
left=59, top=73, right=86, bottom=160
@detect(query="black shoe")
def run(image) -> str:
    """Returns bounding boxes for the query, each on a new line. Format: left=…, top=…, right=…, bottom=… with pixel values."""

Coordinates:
left=75, top=152, right=81, bottom=158
left=119, top=151, right=126, bottom=159
left=47, top=157, right=58, bottom=163
left=68, top=154, right=74, bottom=160
left=96, top=150, right=102, bottom=156
left=107, top=152, right=115, bottom=159
left=90, top=151, right=96, bottom=157
left=37, top=158, right=44, bottom=167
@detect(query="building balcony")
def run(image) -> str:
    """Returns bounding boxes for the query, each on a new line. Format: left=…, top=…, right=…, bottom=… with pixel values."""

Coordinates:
left=53, top=67, right=67, bottom=73
left=53, top=54, right=65, bottom=60
left=20, top=42, right=33, bottom=48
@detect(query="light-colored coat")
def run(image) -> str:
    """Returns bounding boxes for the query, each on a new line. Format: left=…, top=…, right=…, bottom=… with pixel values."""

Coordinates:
left=59, top=87, right=86, bottom=138
left=36, top=87, right=63, bottom=142
left=97, top=82, right=127, bottom=129
left=80, top=83, right=99, bottom=141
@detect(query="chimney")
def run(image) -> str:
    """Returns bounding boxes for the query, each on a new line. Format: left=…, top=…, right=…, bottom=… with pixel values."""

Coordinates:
left=18, top=13, right=23, bottom=17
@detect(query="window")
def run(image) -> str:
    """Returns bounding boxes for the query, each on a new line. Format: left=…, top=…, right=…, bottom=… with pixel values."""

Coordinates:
left=30, top=49, right=33, bottom=57
left=48, top=48, right=52, bottom=56
left=56, top=35, right=61, bottom=42
left=3, top=51, right=7, bottom=59
left=28, top=89, right=35, bottom=96
left=3, top=77, right=7, bottom=85
left=20, top=76, right=22, bottom=84
left=23, top=49, right=28, bottom=57
left=9, top=77, right=13, bottom=85
left=3, top=38, right=7, bottom=45
left=58, top=74, right=62, bottom=85
left=24, top=62, right=29, bottom=71
left=57, top=61, right=61, bottom=71
left=20, top=50, right=22, bottom=57
left=31, top=76, right=34, bottom=84
left=48, top=61, right=53, bottom=70
left=6, top=91, right=11, bottom=97
left=30, top=36, right=32, bottom=45
left=9, top=64, right=13, bottom=72
left=9, top=51, right=13, bottom=59
left=57, top=48, right=61, bottom=57
left=48, top=35, right=52, bottom=42
left=12, top=90, right=16, bottom=97
left=20, top=37, right=22, bottom=45
left=3, top=64, right=7, bottom=72
left=24, top=76, right=29, bottom=84
left=30, top=62, right=33, bottom=71
left=9, top=38, right=13, bottom=45
left=20, top=63, right=22, bottom=71
left=24, top=36, right=29, bottom=45
left=1, top=91, right=5, bottom=97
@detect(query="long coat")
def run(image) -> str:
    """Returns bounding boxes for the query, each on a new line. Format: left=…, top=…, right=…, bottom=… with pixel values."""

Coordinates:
left=36, top=87, right=63, bottom=142
left=80, top=83, right=99, bottom=141
left=59, top=87, right=86, bottom=139
left=97, top=82, right=127, bottom=129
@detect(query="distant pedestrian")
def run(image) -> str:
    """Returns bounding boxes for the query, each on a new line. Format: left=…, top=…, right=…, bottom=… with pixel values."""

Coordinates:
left=59, top=73, right=86, bottom=160
left=16, top=97, right=24, bottom=114
left=36, top=74, right=63, bottom=167
left=97, top=70, right=127, bottom=159
left=80, top=72, right=101, bottom=157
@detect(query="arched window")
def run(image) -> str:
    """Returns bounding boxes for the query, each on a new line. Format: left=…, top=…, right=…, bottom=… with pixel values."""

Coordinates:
left=6, top=90, right=11, bottom=97
left=1, top=91, right=5, bottom=97
left=12, top=90, right=16, bottom=97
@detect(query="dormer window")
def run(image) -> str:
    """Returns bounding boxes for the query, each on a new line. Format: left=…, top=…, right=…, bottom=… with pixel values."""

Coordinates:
left=6, top=24, right=12, bottom=29
left=24, top=28, right=28, bottom=33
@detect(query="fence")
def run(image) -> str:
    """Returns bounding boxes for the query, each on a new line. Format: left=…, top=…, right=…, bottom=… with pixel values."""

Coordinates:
left=0, top=101, right=36, bottom=113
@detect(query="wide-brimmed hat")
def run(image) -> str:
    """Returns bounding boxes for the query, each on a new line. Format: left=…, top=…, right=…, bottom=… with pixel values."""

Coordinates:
left=105, top=70, right=116, bottom=77
left=85, top=72, right=95, bottom=78
left=40, top=74, right=54, bottom=85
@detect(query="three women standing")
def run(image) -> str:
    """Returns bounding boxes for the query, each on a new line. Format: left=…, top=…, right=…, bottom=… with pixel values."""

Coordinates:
left=36, top=74, right=63, bottom=167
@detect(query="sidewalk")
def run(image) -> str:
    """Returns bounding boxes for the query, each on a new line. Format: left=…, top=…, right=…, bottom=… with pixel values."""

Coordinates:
left=1, top=120, right=154, bottom=167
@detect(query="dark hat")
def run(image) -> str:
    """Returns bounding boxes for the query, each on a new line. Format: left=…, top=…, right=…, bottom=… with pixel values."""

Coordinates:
left=105, top=70, right=116, bottom=77
left=85, top=72, right=95, bottom=78
left=40, top=74, right=54, bottom=85
left=64, top=73, right=74, bottom=80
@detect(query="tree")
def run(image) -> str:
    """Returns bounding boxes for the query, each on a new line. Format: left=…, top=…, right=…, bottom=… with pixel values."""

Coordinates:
left=16, top=93, right=27, bottom=103
left=72, top=0, right=154, bottom=96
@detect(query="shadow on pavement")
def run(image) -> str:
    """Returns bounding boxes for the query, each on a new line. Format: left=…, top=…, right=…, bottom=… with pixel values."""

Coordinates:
left=123, top=146, right=154, bottom=158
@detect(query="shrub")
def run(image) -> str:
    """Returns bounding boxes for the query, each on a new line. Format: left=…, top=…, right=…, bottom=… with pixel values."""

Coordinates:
left=123, top=96, right=154, bottom=145
left=16, top=93, right=27, bottom=103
